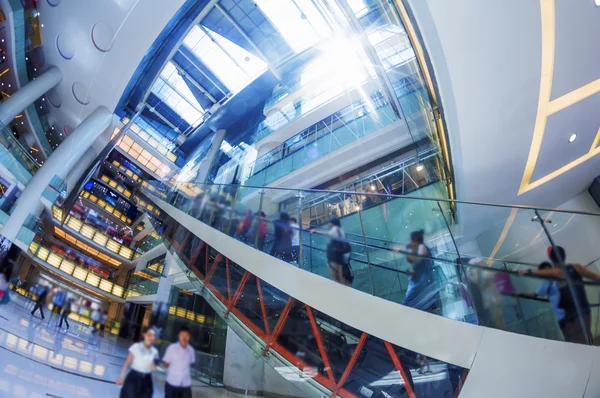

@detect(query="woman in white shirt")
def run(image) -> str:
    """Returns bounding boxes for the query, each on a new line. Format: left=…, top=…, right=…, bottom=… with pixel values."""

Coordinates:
left=116, top=327, right=158, bottom=398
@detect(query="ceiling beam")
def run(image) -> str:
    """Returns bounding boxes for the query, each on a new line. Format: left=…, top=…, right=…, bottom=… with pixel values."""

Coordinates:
left=177, top=47, right=229, bottom=97
left=142, top=0, right=220, bottom=105
left=172, top=60, right=217, bottom=104
left=214, top=3, right=282, bottom=81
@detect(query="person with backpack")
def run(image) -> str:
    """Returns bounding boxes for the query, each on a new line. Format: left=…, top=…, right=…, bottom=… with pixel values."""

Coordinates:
left=326, top=218, right=353, bottom=286
left=270, top=212, right=293, bottom=262
left=519, top=246, right=600, bottom=344
left=237, top=210, right=253, bottom=242
left=246, top=212, right=267, bottom=251
left=401, top=230, right=438, bottom=311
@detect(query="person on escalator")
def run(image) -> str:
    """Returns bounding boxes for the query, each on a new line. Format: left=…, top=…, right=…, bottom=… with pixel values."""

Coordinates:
left=270, top=212, right=293, bottom=262
left=400, top=230, right=439, bottom=312
left=518, top=246, right=600, bottom=344
left=237, top=210, right=253, bottom=242
left=246, top=212, right=267, bottom=251
left=326, top=218, right=353, bottom=286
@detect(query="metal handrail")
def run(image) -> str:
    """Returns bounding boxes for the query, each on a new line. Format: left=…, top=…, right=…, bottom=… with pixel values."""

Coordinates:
left=167, top=181, right=600, bottom=217
left=0, top=125, right=42, bottom=170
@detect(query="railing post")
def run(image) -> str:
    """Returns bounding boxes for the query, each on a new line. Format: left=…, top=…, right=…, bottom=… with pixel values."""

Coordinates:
left=296, top=191, right=304, bottom=268
left=357, top=206, right=376, bottom=296
left=255, top=189, right=265, bottom=248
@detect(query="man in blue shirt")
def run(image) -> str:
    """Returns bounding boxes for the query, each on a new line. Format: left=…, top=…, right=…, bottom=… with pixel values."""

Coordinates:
left=521, top=262, right=565, bottom=323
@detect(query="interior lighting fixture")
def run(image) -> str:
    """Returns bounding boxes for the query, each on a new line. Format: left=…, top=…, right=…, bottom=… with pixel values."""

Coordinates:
left=416, top=164, right=424, bottom=172
left=596, top=0, right=600, bottom=6
left=370, top=185, right=376, bottom=191
left=568, top=133, right=577, bottom=143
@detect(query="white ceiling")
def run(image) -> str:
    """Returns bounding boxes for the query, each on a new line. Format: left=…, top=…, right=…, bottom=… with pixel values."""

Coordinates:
left=37, top=0, right=185, bottom=136
left=407, top=0, right=600, bottom=211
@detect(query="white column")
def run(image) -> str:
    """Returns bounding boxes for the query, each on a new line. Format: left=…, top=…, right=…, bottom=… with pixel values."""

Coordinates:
left=0, top=67, right=62, bottom=125
left=1, top=106, right=112, bottom=241
left=196, top=129, right=226, bottom=183
left=65, top=147, right=98, bottom=194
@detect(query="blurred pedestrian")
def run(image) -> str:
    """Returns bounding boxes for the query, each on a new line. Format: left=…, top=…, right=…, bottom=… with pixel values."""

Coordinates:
left=31, top=285, right=49, bottom=319
left=163, top=325, right=195, bottom=398
left=116, top=327, right=158, bottom=398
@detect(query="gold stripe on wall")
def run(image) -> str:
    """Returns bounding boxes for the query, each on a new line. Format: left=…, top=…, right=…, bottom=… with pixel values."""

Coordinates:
left=393, top=0, right=454, bottom=200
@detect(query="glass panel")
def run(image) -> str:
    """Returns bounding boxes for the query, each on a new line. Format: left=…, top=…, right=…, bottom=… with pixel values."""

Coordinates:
left=234, top=276, right=268, bottom=335
left=274, top=300, right=327, bottom=378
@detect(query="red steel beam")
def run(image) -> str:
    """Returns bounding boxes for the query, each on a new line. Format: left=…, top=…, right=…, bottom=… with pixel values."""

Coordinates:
left=306, top=305, right=335, bottom=383
left=225, top=271, right=250, bottom=318
left=384, top=341, right=416, bottom=398
left=262, top=297, right=295, bottom=356
left=330, top=333, right=367, bottom=398
left=256, top=277, right=271, bottom=336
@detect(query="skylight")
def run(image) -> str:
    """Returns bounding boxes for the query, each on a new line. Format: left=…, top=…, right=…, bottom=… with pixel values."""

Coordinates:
left=151, top=61, right=204, bottom=126
left=183, top=25, right=267, bottom=93
left=348, top=0, right=369, bottom=18
left=254, top=0, right=332, bottom=53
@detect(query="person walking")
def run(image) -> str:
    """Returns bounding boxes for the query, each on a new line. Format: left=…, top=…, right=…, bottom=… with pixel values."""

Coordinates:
left=290, top=217, right=300, bottom=265
left=0, top=262, right=12, bottom=305
left=91, top=308, right=101, bottom=334
left=400, top=230, right=439, bottom=312
left=162, top=325, right=195, bottom=398
left=59, top=299, right=73, bottom=330
left=116, top=327, right=158, bottom=398
left=31, top=285, right=50, bottom=319
left=270, top=212, right=293, bottom=262
left=52, top=289, right=66, bottom=317
left=246, top=212, right=267, bottom=251
left=325, top=218, right=352, bottom=285
left=519, top=246, right=600, bottom=344
left=99, top=310, right=108, bottom=337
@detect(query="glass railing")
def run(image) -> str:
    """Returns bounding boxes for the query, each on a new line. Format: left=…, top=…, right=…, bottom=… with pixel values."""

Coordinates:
left=157, top=198, right=469, bottom=397
left=0, top=124, right=40, bottom=181
left=246, top=101, right=398, bottom=187
left=136, top=231, right=162, bottom=253
left=27, top=239, right=125, bottom=298
left=150, top=182, right=600, bottom=349
left=42, top=175, right=66, bottom=205
left=51, top=205, right=135, bottom=261
left=125, top=269, right=159, bottom=298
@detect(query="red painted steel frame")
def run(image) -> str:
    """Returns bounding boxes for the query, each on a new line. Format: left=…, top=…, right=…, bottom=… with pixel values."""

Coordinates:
left=262, top=297, right=295, bottom=356
left=256, top=277, right=271, bottom=335
left=385, top=341, right=417, bottom=398
left=306, top=305, right=335, bottom=382
left=164, top=230, right=468, bottom=398
left=330, top=333, right=368, bottom=398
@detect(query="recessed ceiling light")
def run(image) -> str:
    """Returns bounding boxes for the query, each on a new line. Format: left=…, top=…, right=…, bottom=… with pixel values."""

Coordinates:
left=596, top=0, right=600, bottom=6
left=569, top=133, right=577, bottom=143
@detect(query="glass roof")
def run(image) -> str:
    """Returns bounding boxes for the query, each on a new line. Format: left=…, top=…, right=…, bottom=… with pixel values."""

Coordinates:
left=183, top=25, right=267, bottom=93
left=151, top=61, right=204, bottom=126
left=254, top=0, right=332, bottom=53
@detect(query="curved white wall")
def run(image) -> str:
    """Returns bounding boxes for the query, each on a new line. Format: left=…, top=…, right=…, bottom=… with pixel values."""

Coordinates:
left=37, top=0, right=185, bottom=135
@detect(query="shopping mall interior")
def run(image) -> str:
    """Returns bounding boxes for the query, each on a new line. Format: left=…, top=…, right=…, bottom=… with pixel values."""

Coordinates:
left=0, top=0, right=598, bottom=397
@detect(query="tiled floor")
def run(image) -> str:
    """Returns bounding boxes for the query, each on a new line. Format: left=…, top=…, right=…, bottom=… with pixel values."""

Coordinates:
left=0, top=295, right=235, bottom=398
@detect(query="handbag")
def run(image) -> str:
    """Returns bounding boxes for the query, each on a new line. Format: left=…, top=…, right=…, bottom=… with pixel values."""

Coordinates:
left=342, top=258, right=354, bottom=284
left=332, top=229, right=351, bottom=254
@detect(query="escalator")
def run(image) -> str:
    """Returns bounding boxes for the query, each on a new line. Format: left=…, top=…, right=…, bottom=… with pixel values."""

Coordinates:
left=141, top=182, right=600, bottom=397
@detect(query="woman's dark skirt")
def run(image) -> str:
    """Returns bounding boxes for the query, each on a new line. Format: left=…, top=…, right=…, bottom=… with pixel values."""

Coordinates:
left=120, top=370, right=153, bottom=398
